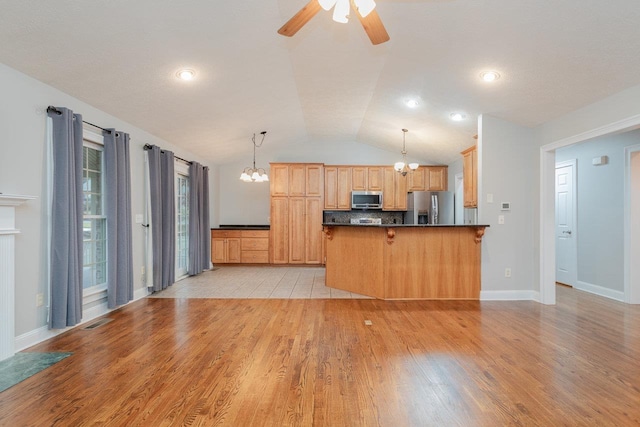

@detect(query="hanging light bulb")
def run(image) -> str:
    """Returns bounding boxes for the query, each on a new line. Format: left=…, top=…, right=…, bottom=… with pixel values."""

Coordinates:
left=353, top=0, right=376, bottom=17
left=333, top=0, right=350, bottom=23
left=394, top=129, right=418, bottom=176
left=239, top=132, right=269, bottom=183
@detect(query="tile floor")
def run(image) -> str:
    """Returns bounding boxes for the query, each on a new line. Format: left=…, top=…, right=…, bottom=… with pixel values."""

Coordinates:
left=149, top=266, right=373, bottom=299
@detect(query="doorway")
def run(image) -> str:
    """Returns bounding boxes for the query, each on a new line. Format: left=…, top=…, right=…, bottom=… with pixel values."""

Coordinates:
left=540, top=122, right=640, bottom=305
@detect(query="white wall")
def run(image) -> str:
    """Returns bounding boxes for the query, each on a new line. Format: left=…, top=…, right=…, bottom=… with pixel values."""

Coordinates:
left=0, top=62, right=216, bottom=338
left=478, top=115, right=538, bottom=298
left=217, top=142, right=425, bottom=225
left=556, top=130, right=640, bottom=292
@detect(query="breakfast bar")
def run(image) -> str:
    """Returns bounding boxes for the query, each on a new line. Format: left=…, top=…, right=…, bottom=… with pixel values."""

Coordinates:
left=322, top=224, right=488, bottom=300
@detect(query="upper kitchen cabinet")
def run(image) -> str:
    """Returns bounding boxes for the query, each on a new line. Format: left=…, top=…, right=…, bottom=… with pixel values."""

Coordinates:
left=407, top=166, right=448, bottom=192
left=382, top=167, right=408, bottom=210
left=270, top=163, right=323, bottom=196
left=270, top=163, right=289, bottom=196
left=461, top=145, right=477, bottom=207
left=351, top=167, right=367, bottom=191
left=407, top=167, right=427, bottom=192
left=426, top=166, right=448, bottom=191
left=324, top=166, right=352, bottom=210
left=351, top=166, right=383, bottom=191
left=305, top=164, right=324, bottom=197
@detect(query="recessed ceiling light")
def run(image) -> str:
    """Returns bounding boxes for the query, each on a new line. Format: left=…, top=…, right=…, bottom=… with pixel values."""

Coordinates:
left=450, top=113, right=465, bottom=121
left=406, top=99, right=419, bottom=108
left=480, top=71, right=500, bottom=82
left=177, top=69, right=196, bottom=81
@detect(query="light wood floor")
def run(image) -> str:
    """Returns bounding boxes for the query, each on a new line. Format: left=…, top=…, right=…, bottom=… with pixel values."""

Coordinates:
left=1, top=281, right=639, bottom=425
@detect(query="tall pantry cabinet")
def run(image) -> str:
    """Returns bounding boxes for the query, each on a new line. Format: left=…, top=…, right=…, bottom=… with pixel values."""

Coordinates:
left=270, top=163, right=324, bottom=264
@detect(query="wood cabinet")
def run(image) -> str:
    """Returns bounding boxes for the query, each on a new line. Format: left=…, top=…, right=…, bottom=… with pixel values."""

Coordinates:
left=212, top=230, right=269, bottom=264
left=270, top=164, right=290, bottom=196
left=427, top=166, right=448, bottom=191
left=367, top=167, right=383, bottom=191
left=461, top=145, right=477, bottom=207
left=324, top=166, right=352, bottom=210
left=270, top=163, right=324, bottom=264
left=382, top=167, right=408, bottom=210
left=351, top=167, right=367, bottom=191
left=270, top=197, right=289, bottom=264
left=211, top=230, right=241, bottom=264
left=406, top=166, right=448, bottom=192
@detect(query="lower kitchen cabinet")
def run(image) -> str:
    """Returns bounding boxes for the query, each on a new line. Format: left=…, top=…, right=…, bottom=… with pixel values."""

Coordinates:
left=211, top=229, right=269, bottom=264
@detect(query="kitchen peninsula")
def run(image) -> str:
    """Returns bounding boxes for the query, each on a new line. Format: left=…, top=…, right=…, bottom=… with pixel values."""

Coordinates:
left=322, top=224, right=488, bottom=299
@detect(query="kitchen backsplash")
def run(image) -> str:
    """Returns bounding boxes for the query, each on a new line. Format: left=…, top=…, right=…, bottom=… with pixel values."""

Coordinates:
left=323, top=210, right=404, bottom=225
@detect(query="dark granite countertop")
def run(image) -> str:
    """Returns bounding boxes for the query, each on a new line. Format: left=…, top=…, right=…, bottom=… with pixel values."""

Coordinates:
left=322, top=223, right=489, bottom=228
left=211, top=225, right=270, bottom=230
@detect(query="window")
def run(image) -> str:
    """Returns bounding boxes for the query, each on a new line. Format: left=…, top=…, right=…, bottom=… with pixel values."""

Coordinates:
left=82, top=140, right=107, bottom=291
left=175, top=167, right=190, bottom=278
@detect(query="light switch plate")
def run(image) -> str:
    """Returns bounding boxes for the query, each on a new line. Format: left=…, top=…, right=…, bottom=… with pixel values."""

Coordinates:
left=135, top=214, right=143, bottom=224
left=487, top=193, right=494, bottom=203
left=498, top=215, right=505, bottom=224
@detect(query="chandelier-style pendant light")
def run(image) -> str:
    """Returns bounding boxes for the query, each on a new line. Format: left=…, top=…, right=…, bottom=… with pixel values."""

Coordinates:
left=394, top=128, right=419, bottom=176
left=240, top=131, right=269, bottom=182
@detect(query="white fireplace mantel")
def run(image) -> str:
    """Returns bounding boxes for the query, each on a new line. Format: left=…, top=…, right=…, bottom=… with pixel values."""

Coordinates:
left=0, top=193, right=35, bottom=361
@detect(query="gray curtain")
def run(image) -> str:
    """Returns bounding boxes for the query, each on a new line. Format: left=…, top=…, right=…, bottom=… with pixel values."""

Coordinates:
left=188, top=162, right=211, bottom=275
left=48, top=107, right=83, bottom=329
left=147, top=145, right=175, bottom=291
left=104, top=129, right=133, bottom=308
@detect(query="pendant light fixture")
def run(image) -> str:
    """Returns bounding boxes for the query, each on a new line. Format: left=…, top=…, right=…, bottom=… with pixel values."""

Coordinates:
left=394, top=128, right=419, bottom=176
left=240, top=131, right=269, bottom=182
left=319, top=0, right=377, bottom=23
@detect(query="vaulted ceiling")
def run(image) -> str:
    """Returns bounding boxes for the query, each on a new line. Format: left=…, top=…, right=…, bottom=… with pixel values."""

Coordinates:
left=2, top=1, right=640, bottom=165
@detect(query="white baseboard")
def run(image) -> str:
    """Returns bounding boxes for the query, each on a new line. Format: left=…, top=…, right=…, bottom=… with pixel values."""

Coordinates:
left=480, top=290, right=540, bottom=301
left=15, top=285, right=150, bottom=352
left=575, top=281, right=625, bottom=302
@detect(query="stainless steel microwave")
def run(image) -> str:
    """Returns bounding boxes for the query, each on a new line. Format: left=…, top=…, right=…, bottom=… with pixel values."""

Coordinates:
left=351, top=191, right=383, bottom=209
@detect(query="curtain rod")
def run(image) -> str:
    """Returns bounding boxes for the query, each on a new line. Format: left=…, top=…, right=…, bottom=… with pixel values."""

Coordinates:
left=46, top=106, right=112, bottom=134
left=143, top=143, right=192, bottom=165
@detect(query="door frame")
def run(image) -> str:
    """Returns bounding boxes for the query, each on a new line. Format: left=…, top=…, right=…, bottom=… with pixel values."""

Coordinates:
left=624, top=144, right=640, bottom=303
left=555, top=159, right=577, bottom=288
left=540, top=114, right=640, bottom=305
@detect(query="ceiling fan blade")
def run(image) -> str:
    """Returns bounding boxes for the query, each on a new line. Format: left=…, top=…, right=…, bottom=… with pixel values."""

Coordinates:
left=352, top=5, right=390, bottom=45
left=278, top=0, right=323, bottom=37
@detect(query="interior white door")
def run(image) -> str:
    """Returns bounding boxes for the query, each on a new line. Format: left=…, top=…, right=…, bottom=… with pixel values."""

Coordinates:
left=556, top=162, right=577, bottom=286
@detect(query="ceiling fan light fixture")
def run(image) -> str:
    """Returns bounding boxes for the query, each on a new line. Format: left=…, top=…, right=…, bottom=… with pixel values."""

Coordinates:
left=332, top=0, right=350, bottom=23
left=318, top=0, right=337, bottom=11
left=354, top=0, right=376, bottom=17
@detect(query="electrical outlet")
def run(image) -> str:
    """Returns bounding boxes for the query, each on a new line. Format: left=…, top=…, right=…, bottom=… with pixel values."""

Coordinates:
left=505, top=268, right=511, bottom=278
left=364, top=320, right=373, bottom=326
left=498, top=215, right=505, bottom=224
left=36, top=293, right=44, bottom=307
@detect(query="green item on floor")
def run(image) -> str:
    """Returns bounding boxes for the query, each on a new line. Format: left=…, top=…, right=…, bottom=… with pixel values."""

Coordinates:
left=0, top=352, right=72, bottom=392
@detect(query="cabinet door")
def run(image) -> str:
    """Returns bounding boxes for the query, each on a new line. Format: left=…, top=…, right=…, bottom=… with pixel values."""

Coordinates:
left=336, top=167, right=352, bottom=210
left=427, top=167, right=447, bottom=191
left=306, top=164, right=323, bottom=197
left=270, top=164, right=289, bottom=196
left=395, top=172, right=408, bottom=210
left=289, top=164, right=306, bottom=196
left=408, top=167, right=426, bottom=192
left=351, top=167, right=367, bottom=191
left=288, top=197, right=306, bottom=264
left=227, top=238, right=241, bottom=263
left=270, top=197, right=289, bottom=264
left=367, top=167, right=383, bottom=191
left=462, top=147, right=477, bottom=207
left=305, top=197, right=323, bottom=264
left=382, top=167, right=396, bottom=210
left=324, top=167, right=338, bottom=209
left=211, top=238, right=226, bottom=264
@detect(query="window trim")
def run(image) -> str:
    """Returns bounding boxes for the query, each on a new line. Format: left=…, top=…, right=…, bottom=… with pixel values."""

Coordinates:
left=82, top=128, right=107, bottom=298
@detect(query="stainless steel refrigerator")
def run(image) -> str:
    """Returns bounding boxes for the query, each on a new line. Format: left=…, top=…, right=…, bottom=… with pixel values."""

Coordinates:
left=404, top=191, right=455, bottom=225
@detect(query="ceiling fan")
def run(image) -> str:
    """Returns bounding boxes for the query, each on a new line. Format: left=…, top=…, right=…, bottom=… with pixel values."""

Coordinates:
left=278, top=0, right=390, bottom=45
